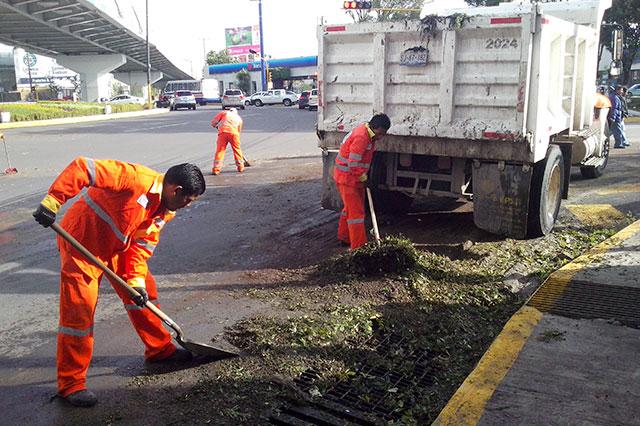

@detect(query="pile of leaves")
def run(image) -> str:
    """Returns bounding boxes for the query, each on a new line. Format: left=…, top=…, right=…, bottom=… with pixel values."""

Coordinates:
left=320, top=236, right=422, bottom=278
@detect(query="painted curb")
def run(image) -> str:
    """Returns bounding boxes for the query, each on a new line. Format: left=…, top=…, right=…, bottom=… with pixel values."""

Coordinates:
left=0, top=108, right=170, bottom=130
left=432, top=219, right=640, bottom=426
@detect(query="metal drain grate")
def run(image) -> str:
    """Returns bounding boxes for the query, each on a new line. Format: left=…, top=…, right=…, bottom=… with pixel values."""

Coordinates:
left=528, top=280, right=640, bottom=328
left=269, top=334, right=435, bottom=425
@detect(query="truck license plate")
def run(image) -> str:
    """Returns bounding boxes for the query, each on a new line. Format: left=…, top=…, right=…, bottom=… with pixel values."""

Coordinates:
left=400, top=49, right=428, bottom=67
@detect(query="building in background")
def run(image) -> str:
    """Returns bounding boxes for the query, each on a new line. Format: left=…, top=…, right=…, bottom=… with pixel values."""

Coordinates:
left=206, top=56, right=317, bottom=95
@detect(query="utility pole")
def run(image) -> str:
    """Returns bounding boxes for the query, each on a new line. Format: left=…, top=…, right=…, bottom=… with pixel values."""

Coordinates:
left=257, top=0, right=266, bottom=91
left=145, top=0, right=152, bottom=108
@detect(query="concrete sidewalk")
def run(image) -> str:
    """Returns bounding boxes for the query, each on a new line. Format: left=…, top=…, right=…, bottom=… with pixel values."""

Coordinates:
left=434, top=220, right=640, bottom=426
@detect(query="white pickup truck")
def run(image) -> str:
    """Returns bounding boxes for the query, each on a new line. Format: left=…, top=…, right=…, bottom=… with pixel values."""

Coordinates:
left=317, top=0, right=614, bottom=238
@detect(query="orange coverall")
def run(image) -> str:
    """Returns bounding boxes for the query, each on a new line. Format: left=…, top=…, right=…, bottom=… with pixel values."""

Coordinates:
left=333, top=123, right=376, bottom=249
left=42, top=157, right=178, bottom=397
left=211, top=110, right=244, bottom=174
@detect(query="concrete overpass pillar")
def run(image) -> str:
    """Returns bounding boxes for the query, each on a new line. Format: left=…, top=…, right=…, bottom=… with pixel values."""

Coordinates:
left=55, top=54, right=126, bottom=102
left=112, top=71, right=163, bottom=102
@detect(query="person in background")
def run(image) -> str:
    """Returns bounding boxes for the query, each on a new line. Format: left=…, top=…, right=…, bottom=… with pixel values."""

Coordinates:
left=210, top=107, right=245, bottom=175
left=608, top=85, right=629, bottom=148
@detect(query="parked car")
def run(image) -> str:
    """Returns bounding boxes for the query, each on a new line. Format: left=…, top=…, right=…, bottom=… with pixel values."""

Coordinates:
left=308, top=89, right=318, bottom=111
left=297, top=91, right=310, bottom=109
left=109, top=94, right=145, bottom=105
left=222, top=89, right=246, bottom=109
left=171, top=90, right=197, bottom=110
left=627, top=83, right=640, bottom=98
left=156, top=91, right=174, bottom=108
left=251, top=89, right=298, bottom=107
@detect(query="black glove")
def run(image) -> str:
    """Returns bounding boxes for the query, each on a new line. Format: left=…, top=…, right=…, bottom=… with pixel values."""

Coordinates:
left=33, top=204, right=56, bottom=227
left=131, top=287, right=149, bottom=307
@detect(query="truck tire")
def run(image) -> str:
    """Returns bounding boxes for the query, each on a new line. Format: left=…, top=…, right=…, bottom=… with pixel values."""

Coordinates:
left=283, top=99, right=292, bottom=106
left=528, top=145, right=564, bottom=238
left=369, top=152, right=413, bottom=214
left=580, top=137, right=609, bottom=179
left=254, top=99, right=263, bottom=107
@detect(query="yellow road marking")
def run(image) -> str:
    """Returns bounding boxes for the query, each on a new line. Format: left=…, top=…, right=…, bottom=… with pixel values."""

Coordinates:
left=433, top=306, right=542, bottom=426
left=565, top=204, right=625, bottom=227
left=595, top=184, right=640, bottom=196
left=433, top=219, right=640, bottom=426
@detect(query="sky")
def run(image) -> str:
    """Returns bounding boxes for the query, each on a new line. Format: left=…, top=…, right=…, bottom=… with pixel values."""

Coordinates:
left=130, top=0, right=468, bottom=78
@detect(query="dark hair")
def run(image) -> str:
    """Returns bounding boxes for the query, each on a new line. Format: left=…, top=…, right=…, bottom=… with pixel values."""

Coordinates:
left=165, top=163, right=206, bottom=196
left=369, top=113, right=391, bottom=131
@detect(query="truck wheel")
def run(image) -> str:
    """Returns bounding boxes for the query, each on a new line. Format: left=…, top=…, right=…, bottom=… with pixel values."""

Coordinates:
left=528, top=145, right=564, bottom=238
left=580, top=137, right=609, bottom=179
left=283, top=99, right=292, bottom=106
left=254, top=100, right=263, bottom=107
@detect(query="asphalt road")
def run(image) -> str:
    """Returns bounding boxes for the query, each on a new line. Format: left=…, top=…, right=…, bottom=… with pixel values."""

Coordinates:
left=0, top=109, right=638, bottom=424
left=0, top=105, right=326, bottom=424
left=0, top=104, right=318, bottom=206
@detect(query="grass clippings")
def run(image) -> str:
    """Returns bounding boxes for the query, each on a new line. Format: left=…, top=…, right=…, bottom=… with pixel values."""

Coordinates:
left=128, top=214, right=632, bottom=425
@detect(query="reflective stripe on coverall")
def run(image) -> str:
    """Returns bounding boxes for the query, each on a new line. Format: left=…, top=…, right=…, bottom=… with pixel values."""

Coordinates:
left=333, top=123, right=376, bottom=250
left=211, top=110, right=244, bottom=173
left=47, top=157, right=177, bottom=396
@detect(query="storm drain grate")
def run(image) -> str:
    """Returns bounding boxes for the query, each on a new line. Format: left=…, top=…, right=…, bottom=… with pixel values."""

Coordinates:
left=528, top=279, right=640, bottom=328
left=269, top=333, right=435, bottom=425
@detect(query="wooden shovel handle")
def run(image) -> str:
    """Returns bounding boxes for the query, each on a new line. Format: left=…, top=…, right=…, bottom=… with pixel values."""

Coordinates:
left=50, top=222, right=181, bottom=332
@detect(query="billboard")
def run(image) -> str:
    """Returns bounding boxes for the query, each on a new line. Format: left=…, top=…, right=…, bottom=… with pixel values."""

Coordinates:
left=224, top=25, right=260, bottom=56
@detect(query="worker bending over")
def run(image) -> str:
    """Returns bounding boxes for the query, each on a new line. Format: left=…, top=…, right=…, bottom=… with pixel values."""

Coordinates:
left=334, top=113, right=391, bottom=250
left=33, top=158, right=205, bottom=407
left=210, top=107, right=244, bottom=175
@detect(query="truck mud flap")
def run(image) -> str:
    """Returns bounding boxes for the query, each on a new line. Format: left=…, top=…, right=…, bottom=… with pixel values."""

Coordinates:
left=322, top=150, right=342, bottom=212
left=472, top=161, right=532, bottom=239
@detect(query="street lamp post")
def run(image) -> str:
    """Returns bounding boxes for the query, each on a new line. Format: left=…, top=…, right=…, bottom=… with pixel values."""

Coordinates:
left=145, top=0, right=152, bottom=108
left=250, top=0, right=267, bottom=91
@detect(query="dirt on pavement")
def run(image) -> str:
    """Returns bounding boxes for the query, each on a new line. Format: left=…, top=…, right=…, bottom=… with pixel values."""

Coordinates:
left=7, top=156, right=634, bottom=425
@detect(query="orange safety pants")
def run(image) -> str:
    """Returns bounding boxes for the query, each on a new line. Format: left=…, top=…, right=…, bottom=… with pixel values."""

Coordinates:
left=337, top=183, right=367, bottom=250
left=212, top=132, right=244, bottom=174
left=56, top=238, right=175, bottom=397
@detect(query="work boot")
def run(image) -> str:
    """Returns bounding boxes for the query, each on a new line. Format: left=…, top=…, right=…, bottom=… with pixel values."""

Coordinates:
left=147, top=348, right=193, bottom=364
left=63, top=389, right=97, bottom=407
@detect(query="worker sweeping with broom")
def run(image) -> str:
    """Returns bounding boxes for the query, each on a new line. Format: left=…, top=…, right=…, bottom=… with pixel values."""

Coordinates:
left=32, top=158, right=205, bottom=407
left=334, top=113, right=391, bottom=250
left=210, top=107, right=245, bottom=175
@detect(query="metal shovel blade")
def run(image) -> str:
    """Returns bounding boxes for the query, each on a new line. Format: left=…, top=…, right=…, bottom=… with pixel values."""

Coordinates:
left=175, top=335, right=239, bottom=360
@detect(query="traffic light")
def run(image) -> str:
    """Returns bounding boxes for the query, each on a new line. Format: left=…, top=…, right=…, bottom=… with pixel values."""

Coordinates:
left=343, top=1, right=372, bottom=10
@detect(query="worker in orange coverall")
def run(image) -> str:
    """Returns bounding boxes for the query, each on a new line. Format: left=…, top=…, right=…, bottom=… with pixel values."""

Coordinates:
left=334, top=113, right=391, bottom=250
left=210, top=107, right=244, bottom=175
left=32, top=158, right=206, bottom=407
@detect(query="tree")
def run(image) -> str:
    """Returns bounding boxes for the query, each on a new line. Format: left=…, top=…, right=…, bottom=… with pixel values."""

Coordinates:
left=346, top=0, right=424, bottom=23
left=236, top=69, right=252, bottom=94
left=206, top=49, right=238, bottom=65
left=599, top=0, right=640, bottom=84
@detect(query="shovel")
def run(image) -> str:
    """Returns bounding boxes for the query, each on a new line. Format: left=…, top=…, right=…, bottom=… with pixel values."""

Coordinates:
left=366, top=188, right=381, bottom=247
left=1, top=133, right=18, bottom=175
left=50, top=222, right=238, bottom=360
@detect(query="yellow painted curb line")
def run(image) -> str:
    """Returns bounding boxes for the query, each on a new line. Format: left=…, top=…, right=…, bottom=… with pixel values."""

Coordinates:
left=0, top=108, right=169, bottom=130
left=433, top=219, right=640, bottom=426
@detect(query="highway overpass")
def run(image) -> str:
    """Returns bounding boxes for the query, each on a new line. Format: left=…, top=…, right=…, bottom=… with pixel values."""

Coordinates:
left=0, top=0, right=192, bottom=101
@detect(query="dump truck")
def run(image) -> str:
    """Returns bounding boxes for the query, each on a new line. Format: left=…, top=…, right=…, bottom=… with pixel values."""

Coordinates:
left=318, top=0, right=615, bottom=238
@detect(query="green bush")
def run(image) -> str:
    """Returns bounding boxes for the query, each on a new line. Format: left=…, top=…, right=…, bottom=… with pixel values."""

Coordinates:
left=0, top=101, right=143, bottom=122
